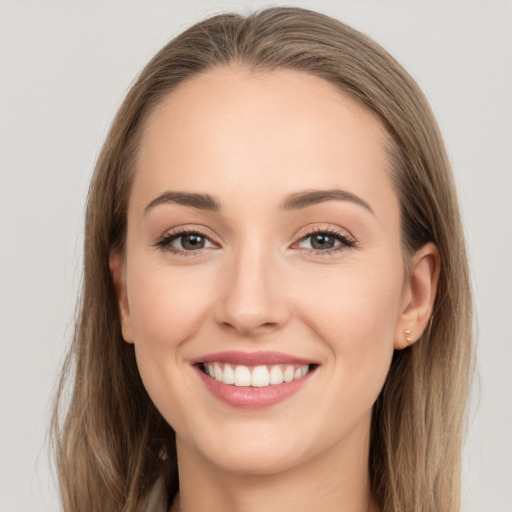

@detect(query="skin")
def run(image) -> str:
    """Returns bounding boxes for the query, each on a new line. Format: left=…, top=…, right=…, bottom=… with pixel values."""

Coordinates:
left=110, top=67, right=439, bottom=512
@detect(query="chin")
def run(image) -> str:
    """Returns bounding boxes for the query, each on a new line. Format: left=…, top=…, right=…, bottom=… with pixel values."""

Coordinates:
left=205, top=444, right=304, bottom=476
left=180, top=420, right=311, bottom=476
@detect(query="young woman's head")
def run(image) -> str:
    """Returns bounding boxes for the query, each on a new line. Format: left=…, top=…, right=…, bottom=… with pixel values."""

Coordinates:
left=52, top=7, right=473, bottom=512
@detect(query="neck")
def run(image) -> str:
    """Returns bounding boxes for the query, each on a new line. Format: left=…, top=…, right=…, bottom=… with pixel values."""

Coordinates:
left=170, top=418, right=380, bottom=512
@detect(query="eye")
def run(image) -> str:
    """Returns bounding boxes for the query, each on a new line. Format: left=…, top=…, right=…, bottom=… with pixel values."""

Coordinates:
left=172, top=232, right=213, bottom=251
left=299, top=232, right=339, bottom=250
left=295, top=228, right=355, bottom=254
left=155, top=229, right=216, bottom=255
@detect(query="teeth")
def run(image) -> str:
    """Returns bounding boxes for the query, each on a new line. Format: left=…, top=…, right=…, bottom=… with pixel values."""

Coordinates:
left=251, top=365, right=269, bottom=387
left=269, top=365, right=284, bottom=385
left=214, top=363, right=223, bottom=382
left=203, top=363, right=310, bottom=387
left=222, top=364, right=235, bottom=384
left=234, top=365, right=251, bottom=386
left=283, top=365, right=295, bottom=382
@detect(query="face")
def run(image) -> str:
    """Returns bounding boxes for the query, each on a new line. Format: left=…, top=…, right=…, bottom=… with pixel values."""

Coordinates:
left=115, top=67, right=411, bottom=475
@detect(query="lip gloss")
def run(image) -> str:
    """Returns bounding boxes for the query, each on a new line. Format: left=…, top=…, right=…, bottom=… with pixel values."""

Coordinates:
left=196, top=367, right=312, bottom=408
left=192, top=351, right=317, bottom=409
left=194, top=351, right=314, bottom=366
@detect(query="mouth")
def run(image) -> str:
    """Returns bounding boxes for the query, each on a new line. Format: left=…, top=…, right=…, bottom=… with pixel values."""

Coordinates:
left=192, top=351, right=318, bottom=409
left=199, top=362, right=314, bottom=387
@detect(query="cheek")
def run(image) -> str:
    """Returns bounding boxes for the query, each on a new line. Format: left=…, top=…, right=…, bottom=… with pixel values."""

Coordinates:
left=127, top=258, right=213, bottom=346
left=291, top=264, right=402, bottom=445
left=295, top=255, right=403, bottom=393
left=300, top=260, right=403, bottom=344
left=125, top=258, right=214, bottom=431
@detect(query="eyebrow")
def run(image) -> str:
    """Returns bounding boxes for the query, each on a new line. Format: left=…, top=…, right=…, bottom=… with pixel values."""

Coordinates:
left=280, top=189, right=373, bottom=214
left=144, top=191, right=221, bottom=214
left=144, top=188, right=373, bottom=215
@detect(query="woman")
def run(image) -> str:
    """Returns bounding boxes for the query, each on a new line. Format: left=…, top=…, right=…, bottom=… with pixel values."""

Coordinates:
left=51, top=7, right=474, bottom=512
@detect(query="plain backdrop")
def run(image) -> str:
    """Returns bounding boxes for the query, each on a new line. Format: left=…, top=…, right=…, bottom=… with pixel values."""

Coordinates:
left=0, top=1, right=511, bottom=511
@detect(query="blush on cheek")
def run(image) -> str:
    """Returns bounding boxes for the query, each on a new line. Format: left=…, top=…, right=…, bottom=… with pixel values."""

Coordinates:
left=131, top=296, right=201, bottom=349
left=311, top=290, right=397, bottom=348
left=128, top=262, right=213, bottom=346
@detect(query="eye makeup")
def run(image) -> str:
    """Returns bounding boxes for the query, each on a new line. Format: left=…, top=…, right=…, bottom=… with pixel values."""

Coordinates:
left=294, top=226, right=355, bottom=257
left=153, top=224, right=356, bottom=258
left=154, top=228, right=216, bottom=257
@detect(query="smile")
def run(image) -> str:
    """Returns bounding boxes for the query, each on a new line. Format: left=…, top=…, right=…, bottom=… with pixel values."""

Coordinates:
left=193, top=351, right=318, bottom=409
left=201, top=362, right=311, bottom=387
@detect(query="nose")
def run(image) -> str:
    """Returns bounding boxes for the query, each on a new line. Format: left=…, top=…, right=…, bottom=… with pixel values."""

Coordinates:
left=214, top=242, right=290, bottom=338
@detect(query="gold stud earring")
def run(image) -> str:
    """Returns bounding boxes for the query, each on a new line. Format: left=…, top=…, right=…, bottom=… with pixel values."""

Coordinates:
left=404, top=329, right=413, bottom=343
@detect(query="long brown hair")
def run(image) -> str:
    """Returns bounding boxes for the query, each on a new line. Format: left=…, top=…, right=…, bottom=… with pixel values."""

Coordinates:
left=51, top=7, right=474, bottom=512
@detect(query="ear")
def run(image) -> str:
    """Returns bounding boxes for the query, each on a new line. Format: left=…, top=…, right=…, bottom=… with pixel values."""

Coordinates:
left=109, top=250, right=134, bottom=343
left=395, top=242, right=440, bottom=350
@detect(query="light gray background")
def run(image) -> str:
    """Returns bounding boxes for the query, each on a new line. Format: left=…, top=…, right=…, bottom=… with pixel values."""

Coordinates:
left=0, top=1, right=510, bottom=511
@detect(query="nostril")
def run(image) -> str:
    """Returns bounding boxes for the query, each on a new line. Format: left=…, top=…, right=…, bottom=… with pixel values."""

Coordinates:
left=219, top=319, right=279, bottom=336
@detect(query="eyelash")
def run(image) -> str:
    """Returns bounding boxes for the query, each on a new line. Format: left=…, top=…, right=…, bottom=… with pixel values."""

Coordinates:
left=154, top=226, right=355, bottom=258
left=296, top=227, right=355, bottom=256
left=155, top=229, right=213, bottom=258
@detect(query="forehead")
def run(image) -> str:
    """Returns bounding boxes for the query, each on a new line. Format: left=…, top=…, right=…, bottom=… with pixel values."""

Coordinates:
left=133, top=66, right=395, bottom=217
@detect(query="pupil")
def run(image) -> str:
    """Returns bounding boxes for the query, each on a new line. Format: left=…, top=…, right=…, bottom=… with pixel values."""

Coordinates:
left=311, top=234, right=335, bottom=250
left=182, top=234, right=205, bottom=250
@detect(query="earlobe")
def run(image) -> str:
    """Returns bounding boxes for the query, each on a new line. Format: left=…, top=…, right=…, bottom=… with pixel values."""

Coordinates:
left=395, top=242, right=440, bottom=350
left=109, top=250, right=134, bottom=343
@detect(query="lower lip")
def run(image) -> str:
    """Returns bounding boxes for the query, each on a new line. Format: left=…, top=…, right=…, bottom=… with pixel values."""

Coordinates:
left=195, top=366, right=313, bottom=409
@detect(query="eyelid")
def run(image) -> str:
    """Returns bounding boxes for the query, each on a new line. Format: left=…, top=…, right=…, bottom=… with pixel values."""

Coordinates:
left=168, top=232, right=216, bottom=249
left=291, top=225, right=356, bottom=255
left=154, top=226, right=219, bottom=256
left=156, top=224, right=219, bottom=243
left=153, top=224, right=356, bottom=258
left=295, top=225, right=355, bottom=244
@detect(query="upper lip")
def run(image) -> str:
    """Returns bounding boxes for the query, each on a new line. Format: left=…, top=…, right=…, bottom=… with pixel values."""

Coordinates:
left=191, top=351, right=317, bottom=366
